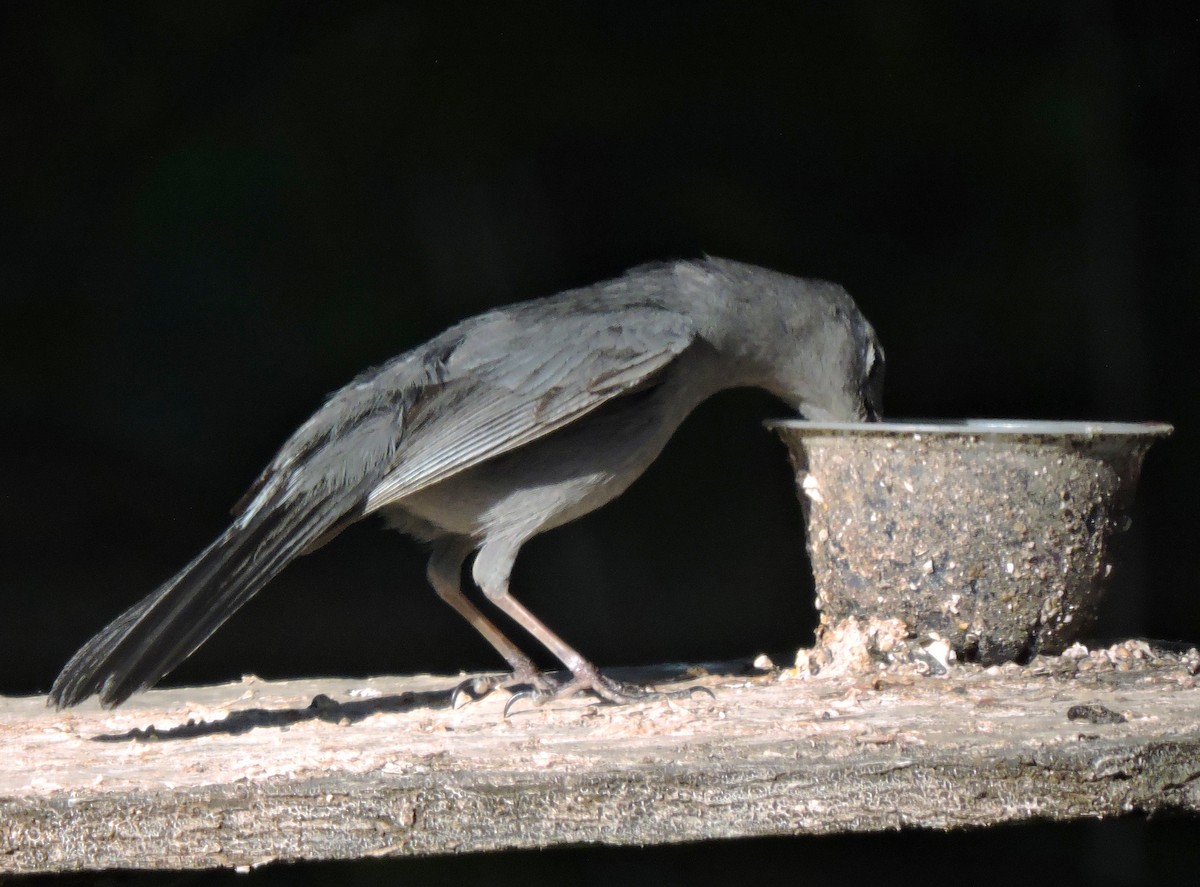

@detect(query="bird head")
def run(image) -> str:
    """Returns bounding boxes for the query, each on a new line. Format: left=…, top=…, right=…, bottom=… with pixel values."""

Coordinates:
left=680, top=258, right=885, bottom=422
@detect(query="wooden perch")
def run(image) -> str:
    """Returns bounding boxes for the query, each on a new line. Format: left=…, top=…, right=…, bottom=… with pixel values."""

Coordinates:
left=3, top=643, right=1199, bottom=875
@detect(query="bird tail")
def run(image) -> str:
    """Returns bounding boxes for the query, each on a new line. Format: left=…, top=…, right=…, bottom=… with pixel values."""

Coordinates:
left=49, top=487, right=361, bottom=709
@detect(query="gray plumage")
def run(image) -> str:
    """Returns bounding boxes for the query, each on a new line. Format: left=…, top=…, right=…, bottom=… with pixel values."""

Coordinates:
left=50, top=257, right=884, bottom=708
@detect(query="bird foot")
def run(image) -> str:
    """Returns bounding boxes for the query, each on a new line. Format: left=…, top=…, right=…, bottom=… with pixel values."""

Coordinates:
left=502, top=665, right=714, bottom=716
left=450, top=666, right=559, bottom=709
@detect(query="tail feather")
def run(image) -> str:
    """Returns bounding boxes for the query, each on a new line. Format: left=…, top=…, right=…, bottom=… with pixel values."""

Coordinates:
left=49, top=348, right=423, bottom=709
left=49, top=490, right=357, bottom=708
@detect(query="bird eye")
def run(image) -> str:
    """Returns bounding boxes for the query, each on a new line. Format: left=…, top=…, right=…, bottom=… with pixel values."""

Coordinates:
left=861, top=340, right=886, bottom=421
left=864, top=341, right=883, bottom=377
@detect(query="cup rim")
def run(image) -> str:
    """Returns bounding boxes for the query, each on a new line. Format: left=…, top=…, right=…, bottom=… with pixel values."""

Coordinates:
left=765, top=418, right=1174, bottom=437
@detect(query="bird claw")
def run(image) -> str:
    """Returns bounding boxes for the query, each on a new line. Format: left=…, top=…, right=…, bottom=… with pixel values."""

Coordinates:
left=451, top=669, right=560, bottom=710
left=502, top=686, right=545, bottom=718
left=450, top=675, right=500, bottom=709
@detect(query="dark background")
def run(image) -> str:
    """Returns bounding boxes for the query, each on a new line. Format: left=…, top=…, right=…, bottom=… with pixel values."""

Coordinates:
left=2, top=2, right=1197, bottom=885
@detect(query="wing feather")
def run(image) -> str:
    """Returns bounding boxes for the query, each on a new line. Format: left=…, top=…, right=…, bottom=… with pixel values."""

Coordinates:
left=365, top=304, right=693, bottom=510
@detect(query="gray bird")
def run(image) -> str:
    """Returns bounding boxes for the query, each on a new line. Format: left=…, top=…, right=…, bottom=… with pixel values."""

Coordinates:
left=50, top=257, right=884, bottom=709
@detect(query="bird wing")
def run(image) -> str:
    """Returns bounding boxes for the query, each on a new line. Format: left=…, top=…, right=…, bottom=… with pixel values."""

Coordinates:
left=364, top=300, right=696, bottom=511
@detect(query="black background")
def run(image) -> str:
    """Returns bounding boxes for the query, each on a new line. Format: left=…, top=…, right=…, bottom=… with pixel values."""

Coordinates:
left=2, top=2, right=1198, bottom=884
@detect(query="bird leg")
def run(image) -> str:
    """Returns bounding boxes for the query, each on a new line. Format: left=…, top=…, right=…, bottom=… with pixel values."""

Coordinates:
left=472, top=540, right=705, bottom=710
left=426, top=538, right=556, bottom=704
